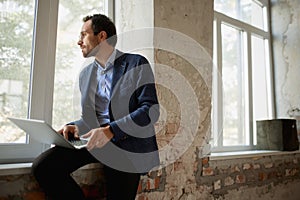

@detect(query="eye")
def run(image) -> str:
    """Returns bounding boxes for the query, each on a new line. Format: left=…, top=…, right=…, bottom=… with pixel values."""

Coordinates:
left=79, top=32, right=87, bottom=40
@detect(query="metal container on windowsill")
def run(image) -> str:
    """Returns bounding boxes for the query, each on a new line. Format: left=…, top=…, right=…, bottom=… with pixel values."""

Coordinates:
left=256, top=119, right=299, bottom=151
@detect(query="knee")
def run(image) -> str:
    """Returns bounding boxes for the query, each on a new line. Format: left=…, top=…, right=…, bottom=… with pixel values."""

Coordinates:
left=31, top=157, right=42, bottom=179
left=31, top=156, right=50, bottom=181
left=31, top=148, right=57, bottom=179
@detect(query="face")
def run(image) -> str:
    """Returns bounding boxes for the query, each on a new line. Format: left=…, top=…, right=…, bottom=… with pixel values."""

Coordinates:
left=77, top=20, right=99, bottom=57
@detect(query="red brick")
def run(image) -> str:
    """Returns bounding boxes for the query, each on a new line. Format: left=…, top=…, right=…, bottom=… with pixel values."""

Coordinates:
left=202, top=157, right=209, bottom=166
left=82, top=185, right=103, bottom=199
left=146, top=180, right=151, bottom=190
left=23, top=191, right=45, bottom=200
left=137, top=195, right=148, bottom=200
left=236, top=174, right=246, bottom=184
left=258, top=172, right=267, bottom=181
left=202, top=167, right=214, bottom=176
left=137, top=181, right=143, bottom=193
left=154, top=177, right=160, bottom=189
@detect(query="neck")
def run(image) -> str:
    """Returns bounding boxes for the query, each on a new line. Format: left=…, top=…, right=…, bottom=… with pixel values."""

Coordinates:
left=95, top=44, right=114, bottom=67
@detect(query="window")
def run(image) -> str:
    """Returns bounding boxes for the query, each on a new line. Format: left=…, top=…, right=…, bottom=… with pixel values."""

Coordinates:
left=212, top=0, right=274, bottom=152
left=52, top=0, right=112, bottom=130
left=0, top=0, right=112, bottom=163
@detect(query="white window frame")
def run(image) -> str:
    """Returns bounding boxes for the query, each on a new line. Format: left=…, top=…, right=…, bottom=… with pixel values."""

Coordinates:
left=0, top=0, right=113, bottom=163
left=212, top=0, right=275, bottom=152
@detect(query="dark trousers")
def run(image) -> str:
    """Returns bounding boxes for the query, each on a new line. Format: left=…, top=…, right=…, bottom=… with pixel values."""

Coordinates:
left=31, top=146, right=140, bottom=200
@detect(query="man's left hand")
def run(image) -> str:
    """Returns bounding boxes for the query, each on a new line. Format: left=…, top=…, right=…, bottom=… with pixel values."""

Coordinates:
left=81, top=126, right=114, bottom=150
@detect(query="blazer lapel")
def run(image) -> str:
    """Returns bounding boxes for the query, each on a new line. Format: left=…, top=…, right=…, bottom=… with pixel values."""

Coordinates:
left=111, top=50, right=127, bottom=97
left=82, top=62, right=98, bottom=104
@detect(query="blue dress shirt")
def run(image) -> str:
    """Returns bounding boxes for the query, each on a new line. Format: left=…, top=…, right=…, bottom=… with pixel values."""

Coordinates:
left=94, top=49, right=116, bottom=126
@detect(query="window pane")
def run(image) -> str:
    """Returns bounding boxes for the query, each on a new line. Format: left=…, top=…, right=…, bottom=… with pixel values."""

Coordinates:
left=221, top=24, right=247, bottom=146
left=251, top=35, right=270, bottom=144
left=0, top=0, right=35, bottom=143
left=215, top=0, right=265, bottom=30
left=52, top=0, right=106, bottom=130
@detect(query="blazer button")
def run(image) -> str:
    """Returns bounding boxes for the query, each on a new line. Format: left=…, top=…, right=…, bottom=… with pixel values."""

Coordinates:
left=122, top=135, right=128, bottom=140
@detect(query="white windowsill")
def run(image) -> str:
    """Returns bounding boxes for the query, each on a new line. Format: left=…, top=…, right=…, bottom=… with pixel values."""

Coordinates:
left=210, top=150, right=300, bottom=160
left=0, top=162, right=102, bottom=176
left=0, top=163, right=32, bottom=176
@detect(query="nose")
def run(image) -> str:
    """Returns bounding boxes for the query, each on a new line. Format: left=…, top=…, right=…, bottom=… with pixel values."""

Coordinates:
left=77, top=39, right=83, bottom=46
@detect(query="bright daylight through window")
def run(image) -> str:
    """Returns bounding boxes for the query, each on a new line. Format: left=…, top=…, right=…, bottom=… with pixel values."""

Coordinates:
left=212, top=0, right=274, bottom=152
left=0, top=0, right=110, bottom=163
left=0, top=0, right=34, bottom=144
left=52, top=0, right=108, bottom=130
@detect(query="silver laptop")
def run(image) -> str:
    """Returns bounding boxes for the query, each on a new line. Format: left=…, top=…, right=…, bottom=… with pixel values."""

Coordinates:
left=8, top=117, right=88, bottom=149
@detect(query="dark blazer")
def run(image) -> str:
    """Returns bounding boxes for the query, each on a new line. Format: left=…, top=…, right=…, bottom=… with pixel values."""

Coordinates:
left=70, top=50, right=160, bottom=172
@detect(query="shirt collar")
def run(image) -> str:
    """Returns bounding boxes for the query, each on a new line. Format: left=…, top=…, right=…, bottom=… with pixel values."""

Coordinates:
left=95, top=48, right=116, bottom=70
left=106, top=48, right=116, bottom=68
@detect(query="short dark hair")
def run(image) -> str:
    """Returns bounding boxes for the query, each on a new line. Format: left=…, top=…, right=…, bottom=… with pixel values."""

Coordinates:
left=83, top=14, right=117, bottom=47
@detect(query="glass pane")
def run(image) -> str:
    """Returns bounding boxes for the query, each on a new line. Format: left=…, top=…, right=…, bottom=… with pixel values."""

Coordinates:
left=0, top=0, right=35, bottom=143
left=215, top=0, right=265, bottom=30
left=221, top=24, right=247, bottom=146
left=251, top=35, right=270, bottom=144
left=52, top=0, right=106, bottom=130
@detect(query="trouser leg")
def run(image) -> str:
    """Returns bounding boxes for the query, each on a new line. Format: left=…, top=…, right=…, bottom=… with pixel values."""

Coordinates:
left=32, top=146, right=98, bottom=200
left=104, top=166, right=140, bottom=200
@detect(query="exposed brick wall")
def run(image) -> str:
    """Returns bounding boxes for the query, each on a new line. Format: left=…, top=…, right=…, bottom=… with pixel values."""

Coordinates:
left=196, top=153, right=300, bottom=198
left=1, top=152, right=300, bottom=199
left=0, top=174, right=45, bottom=200
left=0, top=165, right=106, bottom=200
left=0, top=165, right=164, bottom=200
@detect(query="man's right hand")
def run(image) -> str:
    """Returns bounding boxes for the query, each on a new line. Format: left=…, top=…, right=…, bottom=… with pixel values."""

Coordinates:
left=57, top=125, right=79, bottom=140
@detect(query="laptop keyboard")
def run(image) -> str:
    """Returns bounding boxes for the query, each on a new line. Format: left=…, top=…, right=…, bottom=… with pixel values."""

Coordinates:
left=69, top=139, right=88, bottom=147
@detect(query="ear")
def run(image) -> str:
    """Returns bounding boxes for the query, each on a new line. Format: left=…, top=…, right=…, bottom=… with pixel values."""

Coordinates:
left=97, top=31, right=107, bottom=42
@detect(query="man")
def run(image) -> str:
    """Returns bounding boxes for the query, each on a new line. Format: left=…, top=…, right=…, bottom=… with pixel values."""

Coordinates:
left=32, top=14, right=160, bottom=200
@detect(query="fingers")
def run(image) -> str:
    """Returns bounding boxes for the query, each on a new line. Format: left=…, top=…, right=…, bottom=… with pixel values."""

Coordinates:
left=58, top=125, right=78, bottom=140
left=86, top=128, right=109, bottom=151
left=73, top=126, right=79, bottom=139
left=84, top=130, right=96, bottom=150
left=86, top=131, right=97, bottom=150
left=57, top=128, right=63, bottom=135
left=62, top=127, right=70, bottom=140
left=74, top=132, right=80, bottom=139
left=81, top=131, right=92, bottom=139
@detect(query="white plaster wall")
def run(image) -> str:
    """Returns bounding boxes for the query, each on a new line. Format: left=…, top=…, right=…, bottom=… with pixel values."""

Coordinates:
left=114, top=0, right=154, bottom=64
left=115, top=1, right=213, bottom=199
left=114, top=0, right=153, bottom=31
left=272, top=0, right=300, bottom=118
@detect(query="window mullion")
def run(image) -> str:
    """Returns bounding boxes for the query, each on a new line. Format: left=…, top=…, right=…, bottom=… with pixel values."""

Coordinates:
left=214, top=11, right=268, bottom=38
left=246, top=32, right=254, bottom=147
left=265, top=39, right=275, bottom=118
left=213, top=16, right=223, bottom=148
left=105, top=0, right=115, bottom=22
left=265, top=1, right=276, bottom=118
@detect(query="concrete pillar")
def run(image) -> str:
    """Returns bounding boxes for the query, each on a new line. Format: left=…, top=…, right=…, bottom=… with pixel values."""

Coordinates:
left=115, top=1, right=213, bottom=198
